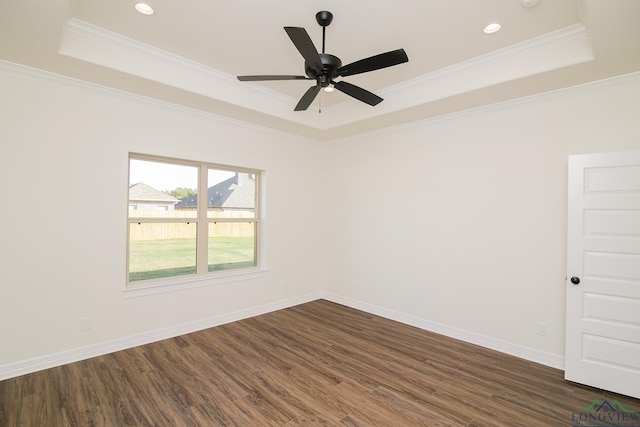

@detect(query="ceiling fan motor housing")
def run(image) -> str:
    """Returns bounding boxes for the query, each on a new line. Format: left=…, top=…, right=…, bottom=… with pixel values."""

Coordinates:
left=306, top=53, right=342, bottom=86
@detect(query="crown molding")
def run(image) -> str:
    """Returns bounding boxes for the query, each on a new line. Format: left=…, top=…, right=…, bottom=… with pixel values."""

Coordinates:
left=60, top=18, right=315, bottom=125
left=0, top=59, right=311, bottom=141
left=58, top=18, right=594, bottom=131
left=363, top=24, right=593, bottom=115
left=3, top=59, right=638, bottom=144
left=329, top=70, right=640, bottom=144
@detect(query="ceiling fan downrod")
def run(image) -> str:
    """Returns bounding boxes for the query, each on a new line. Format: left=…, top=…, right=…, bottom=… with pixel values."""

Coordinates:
left=316, top=11, right=333, bottom=54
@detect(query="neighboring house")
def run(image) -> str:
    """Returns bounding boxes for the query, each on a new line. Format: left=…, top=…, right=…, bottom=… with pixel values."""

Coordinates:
left=128, top=182, right=178, bottom=211
left=175, top=173, right=255, bottom=213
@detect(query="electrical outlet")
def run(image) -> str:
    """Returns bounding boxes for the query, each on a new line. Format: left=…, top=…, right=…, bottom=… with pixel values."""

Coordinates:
left=536, top=322, right=547, bottom=336
left=81, top=316, right=92, bottom=331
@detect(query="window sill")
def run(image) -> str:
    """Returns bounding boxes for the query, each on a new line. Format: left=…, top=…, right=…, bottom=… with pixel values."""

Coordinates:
left=122, top=268, right=268, bottom=298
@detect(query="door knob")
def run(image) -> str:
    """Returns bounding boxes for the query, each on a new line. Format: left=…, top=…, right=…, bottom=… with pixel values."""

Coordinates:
left=570, top=276, right=580, bottom=285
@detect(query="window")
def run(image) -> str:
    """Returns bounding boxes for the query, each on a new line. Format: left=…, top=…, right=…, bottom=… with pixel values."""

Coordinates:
left=127, top=154, right=260, bottom=285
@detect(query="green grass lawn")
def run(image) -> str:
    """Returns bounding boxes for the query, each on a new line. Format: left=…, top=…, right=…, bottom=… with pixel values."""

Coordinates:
left=129, top=236, right=255, bottom=282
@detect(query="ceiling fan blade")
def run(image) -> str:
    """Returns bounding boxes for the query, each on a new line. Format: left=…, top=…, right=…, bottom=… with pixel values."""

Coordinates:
left=237, top=75, right=311, bottom=81
left=284, top=27, right=323, bottom=76
left=294, top=84, right=321, bottom=111
left=337, top=49, right=408, bottom=77
left=333, top=81, right=383, bottom=106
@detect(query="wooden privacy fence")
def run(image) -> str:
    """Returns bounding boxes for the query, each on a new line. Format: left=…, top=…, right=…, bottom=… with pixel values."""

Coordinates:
left=129, top=221, right=254, bottom=240
left=128, top=210, right=254, bottom=241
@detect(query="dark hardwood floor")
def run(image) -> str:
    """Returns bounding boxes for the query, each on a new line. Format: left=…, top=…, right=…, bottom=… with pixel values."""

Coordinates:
left=1, top=299, right=639, bottom=426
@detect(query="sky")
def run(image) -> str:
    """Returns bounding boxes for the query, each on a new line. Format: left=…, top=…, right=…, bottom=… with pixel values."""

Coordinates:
left=129, top=159, right=234, bottom=192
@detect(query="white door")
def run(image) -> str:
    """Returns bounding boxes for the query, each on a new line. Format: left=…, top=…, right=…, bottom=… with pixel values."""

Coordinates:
left=565, top=150, right=640, bottom=399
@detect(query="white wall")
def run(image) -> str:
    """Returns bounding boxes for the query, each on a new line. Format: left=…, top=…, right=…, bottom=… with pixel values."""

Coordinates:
left=2, top=63, right=639, bottom=377
left=322, top=74, right=640, bottom=366
left=0, top=66, right=327, bottom=374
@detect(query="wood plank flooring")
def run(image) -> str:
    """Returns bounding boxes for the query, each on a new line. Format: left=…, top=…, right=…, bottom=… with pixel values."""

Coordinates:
left=1, top=299, right=639, bottom=426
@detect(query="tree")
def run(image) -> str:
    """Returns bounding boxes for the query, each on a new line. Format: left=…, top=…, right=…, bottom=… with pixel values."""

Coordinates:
left=167, top=187, right=196, bottom=200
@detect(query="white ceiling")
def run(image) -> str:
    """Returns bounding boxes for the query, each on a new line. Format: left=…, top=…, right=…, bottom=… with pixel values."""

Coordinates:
left=1, top=0, right=639, bottom=140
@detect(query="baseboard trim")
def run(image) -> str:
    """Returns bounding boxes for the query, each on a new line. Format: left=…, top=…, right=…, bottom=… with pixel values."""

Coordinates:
left=0, top=292, right=322, bottom=380
left=321, top=292, right=565, bottom=370
left=1, top=290, right=565, bottom=380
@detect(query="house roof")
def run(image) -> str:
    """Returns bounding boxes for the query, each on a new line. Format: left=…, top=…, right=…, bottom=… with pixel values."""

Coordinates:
left=175, top=174, right=255, bottom=209
left=129, top=183, right=178, bottom=204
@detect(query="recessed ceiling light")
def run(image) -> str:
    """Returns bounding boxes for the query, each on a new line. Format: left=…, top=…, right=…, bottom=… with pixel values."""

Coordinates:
left=134, top=2, right=154, bottom=15
left=484, top=22, right=502, bottom=34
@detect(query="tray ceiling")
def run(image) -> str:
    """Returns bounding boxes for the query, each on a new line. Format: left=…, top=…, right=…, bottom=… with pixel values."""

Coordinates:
left=1, top=0, right=639, bottom=140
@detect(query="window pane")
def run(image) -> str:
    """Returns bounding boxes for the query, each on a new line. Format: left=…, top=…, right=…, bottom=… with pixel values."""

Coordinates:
left=129, top=159, right=198, bottom=219
left=206, top=169, right=256, bottom=219
left=129, top=222, right=197, bottom=282
left=208, top=222, right=256, bottom=272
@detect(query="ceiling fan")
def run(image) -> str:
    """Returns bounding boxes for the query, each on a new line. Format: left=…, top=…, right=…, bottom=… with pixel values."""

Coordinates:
left=237, top=11, right=409, bottom=111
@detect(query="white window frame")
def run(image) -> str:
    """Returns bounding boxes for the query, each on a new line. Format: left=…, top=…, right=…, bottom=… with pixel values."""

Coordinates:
left=125, top=153, right=264, bottom=295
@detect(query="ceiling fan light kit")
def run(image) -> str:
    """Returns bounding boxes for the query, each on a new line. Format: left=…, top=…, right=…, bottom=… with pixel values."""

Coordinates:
left=237, top=11, right=409, bottom=111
